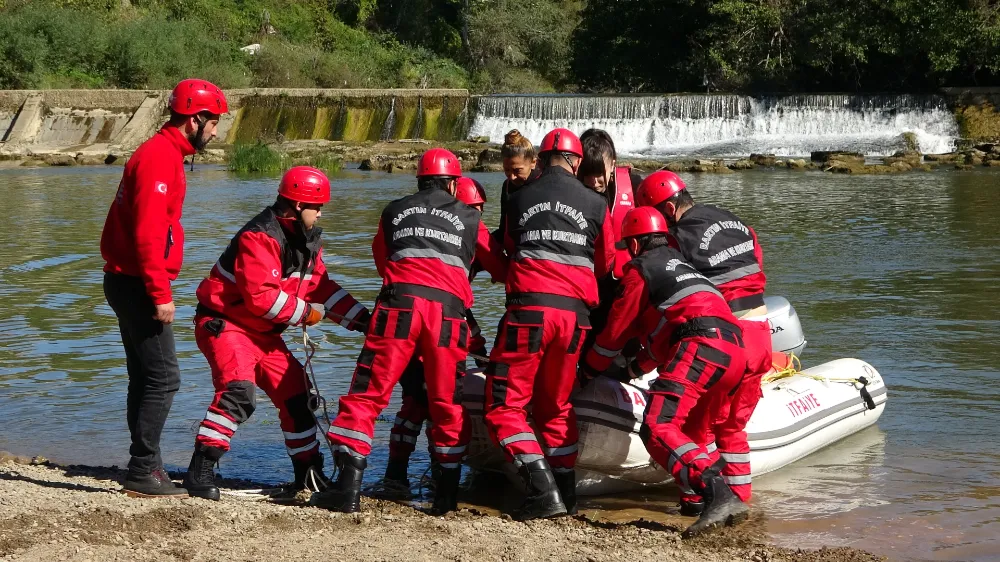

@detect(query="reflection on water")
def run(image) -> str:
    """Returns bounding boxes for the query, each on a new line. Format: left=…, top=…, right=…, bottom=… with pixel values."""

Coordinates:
left=1, top=165, right=999, bottom=561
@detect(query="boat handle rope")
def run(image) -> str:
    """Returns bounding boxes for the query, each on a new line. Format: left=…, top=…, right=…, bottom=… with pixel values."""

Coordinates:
left=762, top=354, right=878, bottom=411
left=301, top=327, right=341, bottom=478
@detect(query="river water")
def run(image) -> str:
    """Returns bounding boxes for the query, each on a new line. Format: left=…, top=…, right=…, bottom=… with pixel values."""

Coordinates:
left=0, top=165, right=998, bottom=561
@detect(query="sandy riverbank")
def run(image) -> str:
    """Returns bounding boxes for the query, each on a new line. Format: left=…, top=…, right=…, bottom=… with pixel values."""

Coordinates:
left=0, top=455, right=882, bottom=562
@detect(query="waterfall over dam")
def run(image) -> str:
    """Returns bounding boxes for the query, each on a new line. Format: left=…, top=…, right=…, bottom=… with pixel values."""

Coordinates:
left=468, top=94, right=959, bottom=157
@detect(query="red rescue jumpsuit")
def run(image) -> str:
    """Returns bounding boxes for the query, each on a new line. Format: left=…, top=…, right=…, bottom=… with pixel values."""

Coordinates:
left=388, top=308, right=486, bottom=461
left=326, top=187, right=508, bottom=469
left=193, top=207, right=369, bottom=461
left=484, top=166, right=616, bottom=472
left=670, top=204, right=771, bottom=500
left=583, top=245, right=747, bottom=501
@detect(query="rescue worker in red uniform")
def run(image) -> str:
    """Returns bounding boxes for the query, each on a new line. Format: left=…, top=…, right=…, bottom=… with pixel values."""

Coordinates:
left=376, top=177, right=491, bottom=498
left=310, top=149, right=508, bottom=515
left=182, top=167, right=370, bottom=501
left=484, top=128, right=617, bottom=520
left=101, top=78, right=227, bottom=498
left=577, top=129, right=644, bottom=363
left=578, top=128, right=643, bottom=279
left=635, top=170, right=773, bottom=507
left=581, top=206, right=750, bottom=537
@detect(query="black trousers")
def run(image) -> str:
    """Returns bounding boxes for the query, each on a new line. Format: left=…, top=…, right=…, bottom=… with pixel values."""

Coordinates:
left=103, top=273, right=181, bottom=474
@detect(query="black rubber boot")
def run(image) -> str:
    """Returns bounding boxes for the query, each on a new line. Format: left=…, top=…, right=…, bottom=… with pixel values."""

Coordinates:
left=552, top=470, right=577, bottom=515
left=682, top=460, right=749, bottom=538
left=293, top=454, right=334, bottom=491
left=271, top=454, right=333, bottom=502
left=511, top=459, right=567, bottom=521
left=367, top=457, right=412, bottom=500
left=309, top=452, right=366, bottom=513
left=680, top=499, right=705, bottom=516
left=182, top=448, right=221, bottom=501
left=125, top=467, right=189, bottom=498
left=429, top=464, right=461, bottom=515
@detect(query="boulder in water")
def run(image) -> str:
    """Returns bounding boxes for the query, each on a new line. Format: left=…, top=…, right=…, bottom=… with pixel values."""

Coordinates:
left=728, top=159, right=754, bottom=170
left=901, top=132, right=919, bottom=152
left=359, top=158, right=375, bottom=171
left=476, top=148, right=502, bottom=168
left=811, top=151, right=864, bottom=165
left=886, top=150, right=922, bottom=167
left=924, top=152, right=959, bottom=162
left=787, top=159, right=807, bottom=169
left=750, top=153, right=776, bottom=167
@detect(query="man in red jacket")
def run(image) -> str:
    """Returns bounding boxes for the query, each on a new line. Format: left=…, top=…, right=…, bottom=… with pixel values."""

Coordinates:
left=310, top=149, right=508, bottom=515
left=484, top=128, right=617, bottom=520
left=635, top=171, right=773, bottom=508
left=100, top=78, right=227, bottom=497
left=181, top=167, right=370, bottom=501
left=580, top=207, right=750, bottom=538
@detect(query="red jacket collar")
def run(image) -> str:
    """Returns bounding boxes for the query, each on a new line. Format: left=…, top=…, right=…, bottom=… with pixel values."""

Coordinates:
left=159, top=124, right=197, bottom=157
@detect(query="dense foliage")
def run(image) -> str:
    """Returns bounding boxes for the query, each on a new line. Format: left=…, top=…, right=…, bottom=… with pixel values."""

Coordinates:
left=2, top=0, right=999, bottom=92
left=573, top=0, right=1000, bottom=92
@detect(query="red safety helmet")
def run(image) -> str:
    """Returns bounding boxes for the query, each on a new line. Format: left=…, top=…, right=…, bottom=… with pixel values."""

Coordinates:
left=417, top=148, right=462, bottom=178
left=621, top=206, right=669, bottom=240
left=635, top=170, right=687, bottom=207
left=455, top=177, right=487, bottom=207
left=278, top=166, right=331, bottom=205
left=538, top=128, right=583, bottom=158
left=169, top=78, right=228, bottom=116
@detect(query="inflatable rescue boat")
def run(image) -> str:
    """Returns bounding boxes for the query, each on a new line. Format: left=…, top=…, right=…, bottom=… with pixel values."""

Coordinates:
left=461, top=297, right=886, bottom=496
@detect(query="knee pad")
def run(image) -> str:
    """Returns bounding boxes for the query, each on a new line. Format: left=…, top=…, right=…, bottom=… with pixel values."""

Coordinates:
left=218, top=381, right=256, bottom=423
left=284, top=392, right=319, bottom=432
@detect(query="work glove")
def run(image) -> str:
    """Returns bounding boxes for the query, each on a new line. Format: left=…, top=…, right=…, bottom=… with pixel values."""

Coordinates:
left=600, top=355, right=644, bottom=384
left=577, top=362, right=602, bottom=388
left=304, top=303, right=325, bottom=327
left=469, top=334, right=489, bottom=368
left=351, top=308, right=372, bottom=333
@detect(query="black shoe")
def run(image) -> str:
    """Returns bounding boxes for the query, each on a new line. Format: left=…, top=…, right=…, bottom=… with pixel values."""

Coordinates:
left=682, top=460, right=749, bottom=538
left=511, top=459, right=567, bottom=521
left=182, top=448, right=221, bottom=501
left=429, top=463, right=461, bottom=515
left=552, top=470, right=577, bottom=515
left=309, top=452, right=366, bottom=513
left=272, top=454, right=334, bottom=502
left=366, top=458, right=412, bottom=500
left=124, top=467, right=189, bottom=498
left=680, top=499, right=705, bottom=516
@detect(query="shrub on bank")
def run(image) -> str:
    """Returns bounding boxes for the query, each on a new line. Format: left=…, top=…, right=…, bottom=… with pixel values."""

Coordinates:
left=228, top=142, right=287, bottom=174
left=228, top=142, right=342, bottom=175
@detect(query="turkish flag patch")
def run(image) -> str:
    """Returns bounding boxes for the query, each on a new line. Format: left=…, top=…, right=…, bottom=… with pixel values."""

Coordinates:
left=155, top=182, right=168, bottom=194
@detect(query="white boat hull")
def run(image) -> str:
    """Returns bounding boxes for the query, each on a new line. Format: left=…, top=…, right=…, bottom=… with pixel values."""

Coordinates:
left=462, top=358, right=886, bottom=496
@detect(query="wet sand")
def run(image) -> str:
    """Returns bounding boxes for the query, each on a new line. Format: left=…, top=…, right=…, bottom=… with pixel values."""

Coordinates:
left=0, top=455, right=883, bottom=562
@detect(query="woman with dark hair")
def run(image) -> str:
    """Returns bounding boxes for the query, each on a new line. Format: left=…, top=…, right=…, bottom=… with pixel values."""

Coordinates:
left=577, top=129, right=645, bottom=370
left=579, top=129, right=644, bottom=278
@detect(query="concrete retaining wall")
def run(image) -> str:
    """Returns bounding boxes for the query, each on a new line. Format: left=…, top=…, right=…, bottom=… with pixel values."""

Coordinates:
left=0, top=88, right=472, bottom=161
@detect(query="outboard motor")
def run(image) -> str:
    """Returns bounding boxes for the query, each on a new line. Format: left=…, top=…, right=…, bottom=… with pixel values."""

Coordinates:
left=746, top=296, right=807, bottom=356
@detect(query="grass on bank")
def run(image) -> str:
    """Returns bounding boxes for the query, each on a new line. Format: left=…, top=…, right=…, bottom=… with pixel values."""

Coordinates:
left=228, top=142, right=342, bottom=175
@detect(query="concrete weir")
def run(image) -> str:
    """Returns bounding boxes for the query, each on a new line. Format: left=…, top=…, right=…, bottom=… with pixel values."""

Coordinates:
left=0, top=88, right=471, bottom=165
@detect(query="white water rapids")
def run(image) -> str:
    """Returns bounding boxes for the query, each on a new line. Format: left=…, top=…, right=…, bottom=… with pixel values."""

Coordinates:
left=468, top=94, right=959, bottom=157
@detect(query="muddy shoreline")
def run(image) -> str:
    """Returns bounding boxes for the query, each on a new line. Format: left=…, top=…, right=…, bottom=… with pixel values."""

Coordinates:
left=0, top=454, right=882, bottom=561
